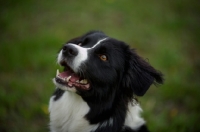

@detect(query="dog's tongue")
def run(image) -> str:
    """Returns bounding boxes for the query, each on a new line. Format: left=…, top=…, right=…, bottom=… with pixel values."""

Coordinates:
left=58, top=71, right=80, bottom=82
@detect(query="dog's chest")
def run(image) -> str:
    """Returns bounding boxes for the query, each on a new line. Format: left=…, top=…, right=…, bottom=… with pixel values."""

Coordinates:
left=49, top=91, right=97, bottom=132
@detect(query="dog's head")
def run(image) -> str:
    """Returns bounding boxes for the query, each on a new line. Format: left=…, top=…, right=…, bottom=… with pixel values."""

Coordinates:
left=54, top=31, right=163, bottom=98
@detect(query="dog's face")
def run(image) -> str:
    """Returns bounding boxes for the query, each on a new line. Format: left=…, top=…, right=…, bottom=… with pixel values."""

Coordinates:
left=54, top=31, right=163, bottom=97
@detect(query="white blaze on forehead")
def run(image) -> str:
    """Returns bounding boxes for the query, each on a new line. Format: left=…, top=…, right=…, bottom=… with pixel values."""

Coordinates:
left=71, top=44, right=88, bottom=72
left=57, top=37, right=108, bottom=72
left=89, top=38, right=108, bottom=49
left=73, top=38, right=108, bottom=70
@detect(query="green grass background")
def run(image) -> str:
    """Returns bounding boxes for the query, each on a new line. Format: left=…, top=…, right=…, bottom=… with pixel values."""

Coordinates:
left=0, top=0, right=200, bottom=132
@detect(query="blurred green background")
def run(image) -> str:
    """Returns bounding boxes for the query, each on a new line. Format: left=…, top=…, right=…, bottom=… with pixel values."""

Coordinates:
left=0, top=0, right=200, bottom=132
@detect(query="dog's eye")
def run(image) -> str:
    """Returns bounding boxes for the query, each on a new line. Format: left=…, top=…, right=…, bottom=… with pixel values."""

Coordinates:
left=99, top=54, right=107, bottom=61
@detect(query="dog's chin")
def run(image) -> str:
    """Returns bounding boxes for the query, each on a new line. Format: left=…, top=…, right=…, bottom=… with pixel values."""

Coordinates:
left=53, top=78, right=77, bottom=92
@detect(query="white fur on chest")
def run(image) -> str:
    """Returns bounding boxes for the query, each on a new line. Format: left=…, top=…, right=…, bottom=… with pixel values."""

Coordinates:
left=49, top=90, right=145, bottom=132
left=49, top=91, right=97, bottom=132
left=125, top=101, right=146, bottom=130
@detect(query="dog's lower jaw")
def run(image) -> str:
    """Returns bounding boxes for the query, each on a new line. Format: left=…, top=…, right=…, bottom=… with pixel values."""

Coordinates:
left=52, top=78, right=77, bottom=92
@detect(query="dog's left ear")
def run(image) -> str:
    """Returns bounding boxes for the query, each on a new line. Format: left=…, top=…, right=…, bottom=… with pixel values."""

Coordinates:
left=123, top=49, right=164, bottom=96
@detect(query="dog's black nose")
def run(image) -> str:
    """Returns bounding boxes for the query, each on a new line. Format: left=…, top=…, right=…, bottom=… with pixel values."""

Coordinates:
left=62, top=44, right=78, bottom=57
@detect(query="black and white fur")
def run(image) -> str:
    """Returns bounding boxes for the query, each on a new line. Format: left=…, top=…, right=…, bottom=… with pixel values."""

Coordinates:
left=49, top=31, right=163, bottom=132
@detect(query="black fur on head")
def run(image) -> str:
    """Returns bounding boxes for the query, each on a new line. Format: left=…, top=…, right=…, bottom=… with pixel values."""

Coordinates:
left=62, top=31, right=163, bottom=99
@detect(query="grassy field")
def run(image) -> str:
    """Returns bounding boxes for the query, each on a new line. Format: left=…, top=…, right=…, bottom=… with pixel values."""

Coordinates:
left=0, top=0, right=200, bottom=132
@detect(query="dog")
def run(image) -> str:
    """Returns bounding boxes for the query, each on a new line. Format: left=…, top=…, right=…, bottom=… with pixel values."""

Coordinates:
left=49, top=31, right=163, bottom=132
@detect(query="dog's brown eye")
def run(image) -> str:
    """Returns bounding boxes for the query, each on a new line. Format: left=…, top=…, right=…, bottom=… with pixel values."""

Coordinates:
left=99, top=55, right=107, bottom=61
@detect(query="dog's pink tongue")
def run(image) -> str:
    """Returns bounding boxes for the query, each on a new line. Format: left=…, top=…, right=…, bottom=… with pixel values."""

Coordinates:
left=58, top=71, right=71, bottom=78
left=58, top=71, right=80, bottom=82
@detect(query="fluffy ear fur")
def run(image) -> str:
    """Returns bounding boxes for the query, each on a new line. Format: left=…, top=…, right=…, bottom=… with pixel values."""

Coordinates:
left=123, top=49, right=164, bottom=96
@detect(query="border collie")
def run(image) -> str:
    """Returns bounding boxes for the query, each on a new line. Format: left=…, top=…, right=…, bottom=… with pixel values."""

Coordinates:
left=49, top=31, right=163, bottom=132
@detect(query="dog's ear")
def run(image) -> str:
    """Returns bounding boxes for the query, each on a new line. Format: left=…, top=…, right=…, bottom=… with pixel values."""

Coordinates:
left=66, top=31, right=104, bottom=44
left=66, top=36, right=82, bottom=44
left=123, top=49, right=164, bottom=96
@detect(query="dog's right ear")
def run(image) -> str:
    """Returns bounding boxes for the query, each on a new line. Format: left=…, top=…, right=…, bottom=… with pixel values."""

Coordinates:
left=66, top=36, right=82, bottom=44
left=66, top=31, right=104, bottom=44
left=122, top=49, right=164, bottom=96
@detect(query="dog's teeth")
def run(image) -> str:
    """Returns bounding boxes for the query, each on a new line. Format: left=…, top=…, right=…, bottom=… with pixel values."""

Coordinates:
left=66, top=76, right=71, bottom=82
left=80, top=79, right=88, bottom=84
left=76, top=80, right=80, bottom=83
left=56, top=69, right=60, bottom=76
left=80, top=80, right=84, bottom=83
left=68, top=83, right=72, bottom=87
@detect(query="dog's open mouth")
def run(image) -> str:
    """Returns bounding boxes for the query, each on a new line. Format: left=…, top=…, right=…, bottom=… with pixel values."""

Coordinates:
left=55, top=64, right=90, bottom=90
